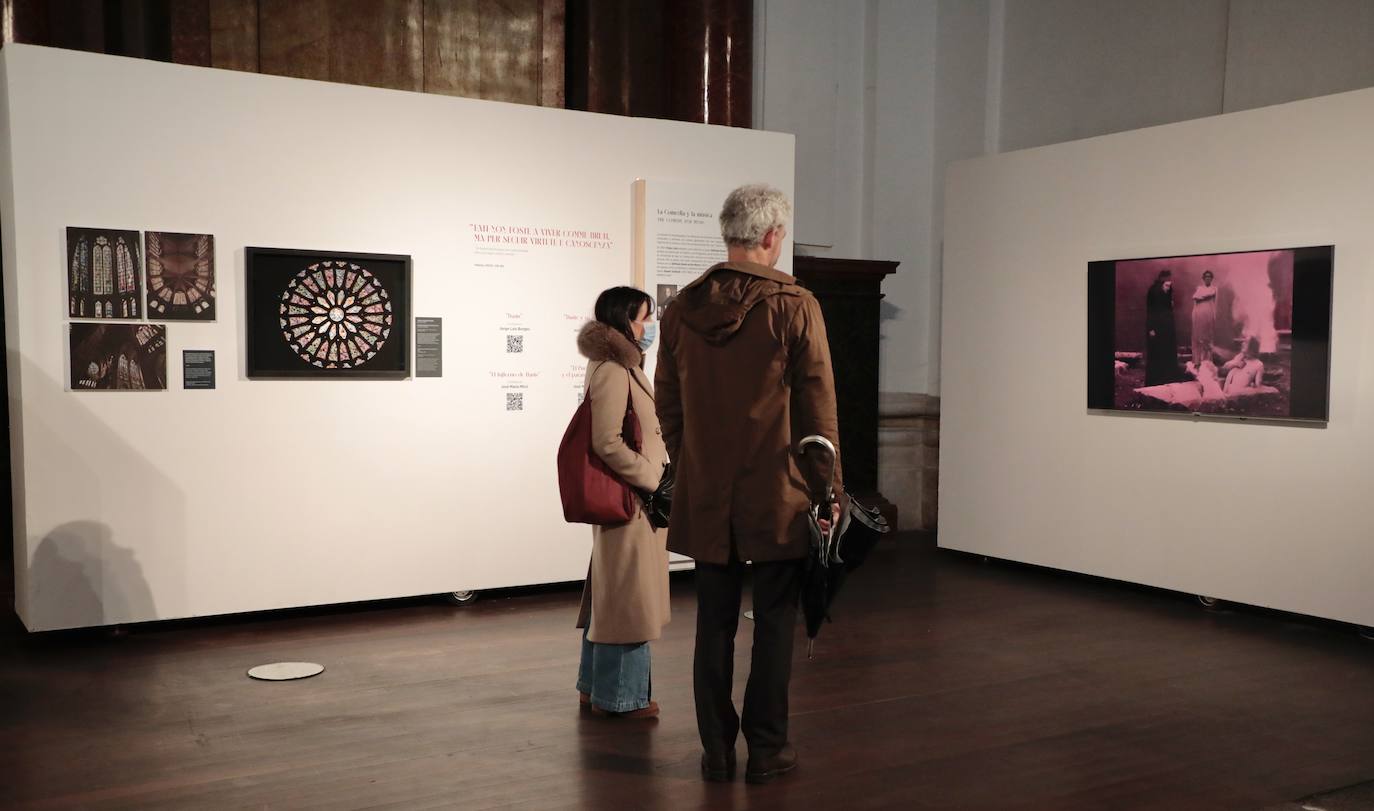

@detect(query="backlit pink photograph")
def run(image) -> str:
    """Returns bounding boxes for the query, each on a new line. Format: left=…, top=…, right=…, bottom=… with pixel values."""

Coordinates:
left=1111, top=249, right=1294, bottom=417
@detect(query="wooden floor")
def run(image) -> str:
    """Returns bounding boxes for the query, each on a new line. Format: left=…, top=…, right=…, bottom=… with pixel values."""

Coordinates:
left=4, top=533, right=1374, bottom=810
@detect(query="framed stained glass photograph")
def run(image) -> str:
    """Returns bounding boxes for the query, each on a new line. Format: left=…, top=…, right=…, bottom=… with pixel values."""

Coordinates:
left=66, top=227, right=143, bottom=319
left=146, top=231, right=215, bottom=320
left=69, top=323, right=167, bottom=390
left=246, top=247, right=411, bottom=379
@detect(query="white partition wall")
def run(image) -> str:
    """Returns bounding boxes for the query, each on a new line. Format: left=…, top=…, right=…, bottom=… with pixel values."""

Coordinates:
left=0, top=45, right=794, bottom=631
left=942, top=85, right=1374, bottom=628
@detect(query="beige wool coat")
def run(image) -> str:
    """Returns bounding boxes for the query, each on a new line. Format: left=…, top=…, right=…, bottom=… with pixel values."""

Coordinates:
left=574, top=321, right=671, bottom=644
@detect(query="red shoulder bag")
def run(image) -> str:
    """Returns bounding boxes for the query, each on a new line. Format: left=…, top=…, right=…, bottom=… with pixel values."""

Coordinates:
left=557, top=367, right=641, bottom=525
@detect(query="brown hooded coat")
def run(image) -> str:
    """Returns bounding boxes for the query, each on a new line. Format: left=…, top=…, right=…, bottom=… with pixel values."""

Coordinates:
left=574, top=320, right=671, bottom=644
left=655, top=260, right=842, bottom=565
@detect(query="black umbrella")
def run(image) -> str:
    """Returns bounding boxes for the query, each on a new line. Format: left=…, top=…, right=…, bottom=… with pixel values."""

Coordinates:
left=796, top=435, right=891, bottom=658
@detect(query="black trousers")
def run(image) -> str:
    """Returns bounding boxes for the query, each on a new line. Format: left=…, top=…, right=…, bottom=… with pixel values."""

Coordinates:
left=693, top=550, right=805, bottom=757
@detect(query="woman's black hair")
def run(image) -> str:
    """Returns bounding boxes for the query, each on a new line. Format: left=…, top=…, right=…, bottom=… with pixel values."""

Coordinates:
left=594, top=286, right=654, bottom=350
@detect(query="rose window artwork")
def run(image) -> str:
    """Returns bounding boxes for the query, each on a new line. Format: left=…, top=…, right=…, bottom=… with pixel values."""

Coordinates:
left=278, top=261, right=393, bottom=369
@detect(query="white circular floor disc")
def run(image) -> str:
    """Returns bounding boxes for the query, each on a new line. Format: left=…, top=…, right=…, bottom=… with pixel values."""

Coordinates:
left=247, top=662, right=325, bottom=681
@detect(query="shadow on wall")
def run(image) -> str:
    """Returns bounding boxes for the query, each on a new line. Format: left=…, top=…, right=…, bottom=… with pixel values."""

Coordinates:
left=29, top=521, right=154, bottom=630
left=15, top=352, right=184, bottom=631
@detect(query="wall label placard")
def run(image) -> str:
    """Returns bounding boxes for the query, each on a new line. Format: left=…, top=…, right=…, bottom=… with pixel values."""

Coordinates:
left=183, top=350, right=215, bottom=389
left=416, top=317, right=442, bottom=377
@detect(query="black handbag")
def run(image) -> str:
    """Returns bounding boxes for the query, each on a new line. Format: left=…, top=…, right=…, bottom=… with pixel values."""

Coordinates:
left=639, top=462, right=674, bottom=529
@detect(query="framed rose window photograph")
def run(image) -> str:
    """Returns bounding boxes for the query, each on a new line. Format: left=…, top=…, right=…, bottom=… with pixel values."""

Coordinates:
left=245, top=247, right=411, bottom=379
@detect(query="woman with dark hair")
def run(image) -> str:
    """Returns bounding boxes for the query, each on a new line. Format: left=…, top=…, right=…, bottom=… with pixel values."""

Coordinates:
left=573, top=286, right=671, bottom=718
left=1145, top=269, right=1181, bottom=385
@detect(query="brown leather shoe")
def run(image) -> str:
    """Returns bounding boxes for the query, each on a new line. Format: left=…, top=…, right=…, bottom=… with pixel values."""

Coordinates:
left=701, top=750, right=737, bottom=782
left=746, top=742, right=797, bottom=784
left=578, top=691, right=590, bottom=707
left=589, top=700, right=659, bottom=719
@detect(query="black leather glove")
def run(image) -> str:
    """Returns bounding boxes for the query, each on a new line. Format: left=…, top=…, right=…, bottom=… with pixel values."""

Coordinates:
left=640, top=462, right=674, bottom=529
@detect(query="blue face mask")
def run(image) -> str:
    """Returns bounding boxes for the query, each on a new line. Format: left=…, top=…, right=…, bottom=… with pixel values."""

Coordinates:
left=638, top=322, right=657, bottom=352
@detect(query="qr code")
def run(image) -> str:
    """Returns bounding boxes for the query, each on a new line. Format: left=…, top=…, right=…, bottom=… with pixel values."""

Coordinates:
left=506, top=393, right=524, bottom=411
left=506, top=335, right=524, bottom=353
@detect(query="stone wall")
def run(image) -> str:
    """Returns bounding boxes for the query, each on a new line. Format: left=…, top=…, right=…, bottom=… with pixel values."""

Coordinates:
left=878, top=392, right=940, bottom=531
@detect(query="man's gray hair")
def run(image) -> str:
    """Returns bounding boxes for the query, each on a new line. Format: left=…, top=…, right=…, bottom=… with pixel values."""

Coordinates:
left=719, top=184, right=792, bottom=248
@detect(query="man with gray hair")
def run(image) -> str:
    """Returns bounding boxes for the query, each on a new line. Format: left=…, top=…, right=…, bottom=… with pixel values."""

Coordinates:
left=656, top=183, right=842, bottom=784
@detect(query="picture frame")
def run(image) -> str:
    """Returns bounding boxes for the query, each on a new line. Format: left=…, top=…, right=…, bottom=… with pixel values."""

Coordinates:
left=145, top=231, right=216, bottom=320
left=69, top=323, right=167, bottom=390
left=245, top=247, right=412, bottom=379
left=66, top=227, right=144, bottom=320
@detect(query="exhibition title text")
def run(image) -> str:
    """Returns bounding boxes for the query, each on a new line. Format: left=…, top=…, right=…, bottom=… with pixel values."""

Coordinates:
left=470, top=224, right=613, bottom=250
left=656, top=208, right=715, bottom=225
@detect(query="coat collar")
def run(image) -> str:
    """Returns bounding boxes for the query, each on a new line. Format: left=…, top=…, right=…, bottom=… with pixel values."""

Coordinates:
left=577, top=320, right=643, bottom=369
left=714, top=262, right=802, bottom=287
left=692, top=260, right=799, bottom=289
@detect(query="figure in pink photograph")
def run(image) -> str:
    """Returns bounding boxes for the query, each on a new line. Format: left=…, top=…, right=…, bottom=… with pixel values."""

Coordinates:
left=1222, top=337, right=1265, bottom=395
left=1191, top=269, right=1218, bottom=364
left=1185, top=357, right=1226, bottom=401
left=1144, top=270, right=1181, bottom=385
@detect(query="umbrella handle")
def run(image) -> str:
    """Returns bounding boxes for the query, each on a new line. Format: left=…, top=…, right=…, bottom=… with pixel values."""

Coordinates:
left=797, top=434, right=837, bottom=506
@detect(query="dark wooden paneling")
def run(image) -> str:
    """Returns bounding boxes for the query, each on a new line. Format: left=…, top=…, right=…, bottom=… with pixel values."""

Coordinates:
left=5, top=0, right=48, bottom=46
left=567, top=0, right=750, bottom=125
left=424, top=0, right=563, bottom=104
left=423, top=0, right=481, bottom=97
left=9, top=0, right=106, bottom=52
left=622, top=1, right=669, bottom=118
left=538, top=0, right=566, bottom=107
left=477, top=0, right=540, bottom=104
left=170, top=0, right=211, bottom=66
left=665, top=0, right=750, bottom=126
left=569, top=0, right=668, bottom=119
left=577, top=0, right=630, bottom=116
left=328, top=0, right=423, bottom=91
left=794, top=257, right=898, bottom=500
left=6, top=0, right=563, bottom=107
left=107, top=0, right=172, bottom=61
left=209, top=0, right=259, bottom=72
left=259, top=0, right=329, bottom=80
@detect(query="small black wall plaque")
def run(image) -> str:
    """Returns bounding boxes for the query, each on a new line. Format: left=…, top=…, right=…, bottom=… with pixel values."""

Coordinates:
left=416, top=317, right=442, bottom=377
left=183, top=350, right=215, bottom=389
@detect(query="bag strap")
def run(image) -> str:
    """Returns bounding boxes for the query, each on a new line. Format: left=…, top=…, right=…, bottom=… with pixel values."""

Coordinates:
left=588, top=360, right=636, bottom=415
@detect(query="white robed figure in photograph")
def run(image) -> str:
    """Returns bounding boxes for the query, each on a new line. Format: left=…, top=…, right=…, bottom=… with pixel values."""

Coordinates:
left=1191, top=269, right=1218, bottom=364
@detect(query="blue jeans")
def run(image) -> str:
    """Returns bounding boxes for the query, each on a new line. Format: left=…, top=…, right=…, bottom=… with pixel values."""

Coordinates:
left=577, top=628, right=652, bottom=712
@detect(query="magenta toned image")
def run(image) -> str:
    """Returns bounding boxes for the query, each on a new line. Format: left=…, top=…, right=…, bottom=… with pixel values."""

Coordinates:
left=1110, top=249, right=1296, bottom=417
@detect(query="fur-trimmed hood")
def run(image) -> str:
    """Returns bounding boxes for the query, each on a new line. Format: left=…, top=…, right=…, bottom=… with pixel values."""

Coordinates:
left=577, top=320, right=642, bottom=369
